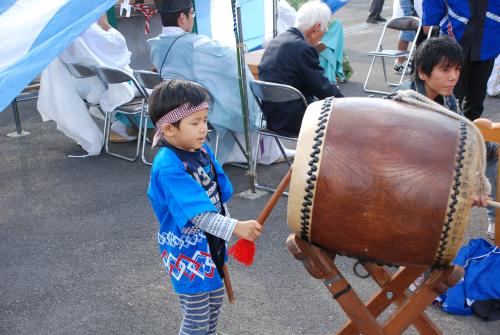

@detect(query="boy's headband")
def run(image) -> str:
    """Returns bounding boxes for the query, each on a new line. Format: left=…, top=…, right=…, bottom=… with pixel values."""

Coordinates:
left=152, top=102, right=209, bottom=147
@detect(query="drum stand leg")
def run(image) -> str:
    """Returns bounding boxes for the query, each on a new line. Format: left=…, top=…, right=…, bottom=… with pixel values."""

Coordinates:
left=286, top=234, right=463, bottom=335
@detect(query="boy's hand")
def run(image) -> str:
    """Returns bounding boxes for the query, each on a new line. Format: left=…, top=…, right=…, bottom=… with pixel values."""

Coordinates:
left=471, top=195, right=491, bottom=207
left=233, top=220, right=262, bottom=242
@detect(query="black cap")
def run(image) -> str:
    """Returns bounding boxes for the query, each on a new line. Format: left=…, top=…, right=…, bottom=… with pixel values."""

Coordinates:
left=154, top=0, right=193, bottom=14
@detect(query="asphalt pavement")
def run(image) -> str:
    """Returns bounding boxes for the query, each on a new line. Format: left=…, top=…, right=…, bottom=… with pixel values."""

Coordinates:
left=1, top=1, right=499, bottom=334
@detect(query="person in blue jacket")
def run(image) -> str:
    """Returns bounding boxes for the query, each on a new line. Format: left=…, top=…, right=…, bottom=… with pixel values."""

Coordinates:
left=422, top=0, right=500, bottom=121
left=147, top=79, right=262, bottom=334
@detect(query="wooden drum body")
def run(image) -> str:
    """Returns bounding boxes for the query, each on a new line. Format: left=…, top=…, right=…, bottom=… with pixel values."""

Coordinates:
left=288, top=97, right=483, bottom=267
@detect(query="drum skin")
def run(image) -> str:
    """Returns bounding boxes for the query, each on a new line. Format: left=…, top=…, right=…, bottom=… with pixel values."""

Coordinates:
left=288, top=97, right=481, bottom=267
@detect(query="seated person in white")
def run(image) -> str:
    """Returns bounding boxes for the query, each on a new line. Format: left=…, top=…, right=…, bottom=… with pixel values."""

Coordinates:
left=148, top=0, right=293, bottom=165
left=37, top=15, right=136, bottom=157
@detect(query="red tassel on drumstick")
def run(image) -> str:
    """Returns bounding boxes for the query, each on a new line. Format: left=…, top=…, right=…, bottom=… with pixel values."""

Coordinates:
left=229, top=168, right=292, bottom=266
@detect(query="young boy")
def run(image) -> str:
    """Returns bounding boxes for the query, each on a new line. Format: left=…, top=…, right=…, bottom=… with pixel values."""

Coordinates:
left=147, top=80, right=262, bottom=334
left=398, top=35, right=496, bottom=235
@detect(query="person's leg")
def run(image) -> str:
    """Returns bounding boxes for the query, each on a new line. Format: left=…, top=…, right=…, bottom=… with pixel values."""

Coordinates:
left=178, top=292, right=210, bottom=335
left=207, top=287, right=225, bottom=335
left=395, top=0, right=415, bottom=65
left=396, top=39, right=410, bottom=64
left=368, top=0, right=384, bottom=21
left=453, top=58, right=470, bottom=113
left=461, top=59, right=495, bottom=121
left=375, top=0, right=385, bottom=18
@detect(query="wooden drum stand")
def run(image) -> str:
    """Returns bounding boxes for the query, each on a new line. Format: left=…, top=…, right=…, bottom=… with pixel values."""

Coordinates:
left=286, top=234, right=464, bottom=335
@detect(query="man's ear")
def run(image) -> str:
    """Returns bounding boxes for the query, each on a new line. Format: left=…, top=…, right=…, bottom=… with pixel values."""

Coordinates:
left=314, top=22, right=322, bottom=33
left=417, top=69, right=428, bottom=82
left=177, top=12, right=186, bottom=26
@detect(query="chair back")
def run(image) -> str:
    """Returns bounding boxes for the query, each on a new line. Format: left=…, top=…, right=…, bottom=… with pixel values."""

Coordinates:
left=249, top=80, right=308, bottom=111
left=64, top=63, right=97, bottom=78
left=134, top=71, right=163, bottom=90
left=95, top=66, right=146, bottom=100
left=386, top=16, right=421, bottom=31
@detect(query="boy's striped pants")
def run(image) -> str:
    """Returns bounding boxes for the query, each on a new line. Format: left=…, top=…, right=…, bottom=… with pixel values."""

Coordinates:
left=177, top=286, right=224, bottom=335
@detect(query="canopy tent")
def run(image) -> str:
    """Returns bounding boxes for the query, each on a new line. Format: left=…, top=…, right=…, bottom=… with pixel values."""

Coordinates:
left=0, top=0, right=117, bottom=113
left=0, top=0, right=350, bottom=113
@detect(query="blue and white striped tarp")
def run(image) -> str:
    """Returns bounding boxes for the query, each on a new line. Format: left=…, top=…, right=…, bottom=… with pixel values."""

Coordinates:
left=0, top=0, right=116, bottom=112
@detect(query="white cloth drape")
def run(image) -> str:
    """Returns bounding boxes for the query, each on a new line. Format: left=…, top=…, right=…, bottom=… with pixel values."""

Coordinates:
left=37, top=23, right=135, bottom=154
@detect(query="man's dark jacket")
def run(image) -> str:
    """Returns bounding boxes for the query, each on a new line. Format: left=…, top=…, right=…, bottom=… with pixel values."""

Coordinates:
left=258, top=27, right=343, bottom=136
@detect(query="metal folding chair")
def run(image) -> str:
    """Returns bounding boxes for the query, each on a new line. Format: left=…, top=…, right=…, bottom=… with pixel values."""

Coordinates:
left=364, top=16, right=422, bottom=95
left=132, top=70, right=163, bottom=165
left=249, top=80, right=307, bottom=194
left=95, top=66, right=147, bottom=161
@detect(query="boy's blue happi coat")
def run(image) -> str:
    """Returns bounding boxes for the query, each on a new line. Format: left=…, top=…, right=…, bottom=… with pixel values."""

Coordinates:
left=148, top=144, right=233, bottom=294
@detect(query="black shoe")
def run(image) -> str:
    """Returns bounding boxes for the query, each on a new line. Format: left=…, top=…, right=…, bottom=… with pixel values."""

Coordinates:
left=366, top=17, right=378, bottom=24
left=375, top=16, right=386, bottom=22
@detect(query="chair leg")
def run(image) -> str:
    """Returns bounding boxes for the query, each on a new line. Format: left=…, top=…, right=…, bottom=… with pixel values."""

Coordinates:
left=103, top=112, right=141, bottom=162
left=253, top=132, right=263, bottom=189
left=381, top=57, right=389, bottom=86
left=364, top=56, right=390, bottom=95
left=274, top=137, right=292, bottom=167
left=229, top=130, right=248, bottom=162
left=141, top=115, right=152, bottom=166
left=253, top=134, right=289, bottom=196
left=214, top=131, right=219, bottom=159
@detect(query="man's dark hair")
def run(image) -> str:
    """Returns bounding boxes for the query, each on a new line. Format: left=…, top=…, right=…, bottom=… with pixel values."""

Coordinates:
left=160, top=8, right=190, bottom=27
left=149, top=80, right=210, bottom=128
left=413, top=36, right=463, bottom=79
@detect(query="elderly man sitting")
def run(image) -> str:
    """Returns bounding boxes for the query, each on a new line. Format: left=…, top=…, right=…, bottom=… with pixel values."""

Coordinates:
left=258, top=0, right=344, bottom=136
left=148, top=0, right=291, bottom=165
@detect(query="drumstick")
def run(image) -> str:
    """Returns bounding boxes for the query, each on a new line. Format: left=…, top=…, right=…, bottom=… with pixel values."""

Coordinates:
left=228, top=168, right=292, bottom=266
left=222, top=264, right=236, bottom=304
left=487, top=200, right=500, bottom=208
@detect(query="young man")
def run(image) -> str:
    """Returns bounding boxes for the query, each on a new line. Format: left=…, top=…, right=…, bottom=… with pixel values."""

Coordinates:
left=398, top=36, right=496, bottom=238
left=422, top=0, right=499, bottom=121
left=258, top=0, right=343, bottom=136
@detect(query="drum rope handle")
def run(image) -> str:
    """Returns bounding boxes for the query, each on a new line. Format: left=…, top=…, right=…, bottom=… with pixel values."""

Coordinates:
left=392, top=90, right=491, bottom=197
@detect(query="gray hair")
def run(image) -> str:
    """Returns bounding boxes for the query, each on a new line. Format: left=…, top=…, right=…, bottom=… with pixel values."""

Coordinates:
left=293, top=1, right=332, bottom=32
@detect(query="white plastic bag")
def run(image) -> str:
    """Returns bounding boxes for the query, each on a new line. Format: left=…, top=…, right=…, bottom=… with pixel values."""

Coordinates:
left=487, top=55, right=500, bottom=97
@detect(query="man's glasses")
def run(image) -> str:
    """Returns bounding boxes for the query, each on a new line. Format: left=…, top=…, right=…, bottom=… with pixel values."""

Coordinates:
left=190, top=10, right=196, bottom=18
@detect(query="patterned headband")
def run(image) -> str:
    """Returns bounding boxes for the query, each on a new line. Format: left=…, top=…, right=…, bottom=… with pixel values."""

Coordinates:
left=152, top=102, right=209, bottom=147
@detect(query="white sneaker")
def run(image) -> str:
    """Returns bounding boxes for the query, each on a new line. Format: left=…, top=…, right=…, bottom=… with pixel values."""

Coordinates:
left=111, top=121, right=137, bottom=141
left=393, top=62, right=412, bottom=75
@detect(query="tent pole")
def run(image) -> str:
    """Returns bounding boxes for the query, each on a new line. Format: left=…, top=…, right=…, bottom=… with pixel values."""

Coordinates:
left=232, top=2, right=255, bottom=192
left=6, top=99, right=30, bottom=138
left=273, top=0, right=278, bottom=38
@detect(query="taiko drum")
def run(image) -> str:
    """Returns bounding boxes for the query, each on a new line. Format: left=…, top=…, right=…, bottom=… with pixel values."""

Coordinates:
left=288, top=97, right=483, bottom=267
